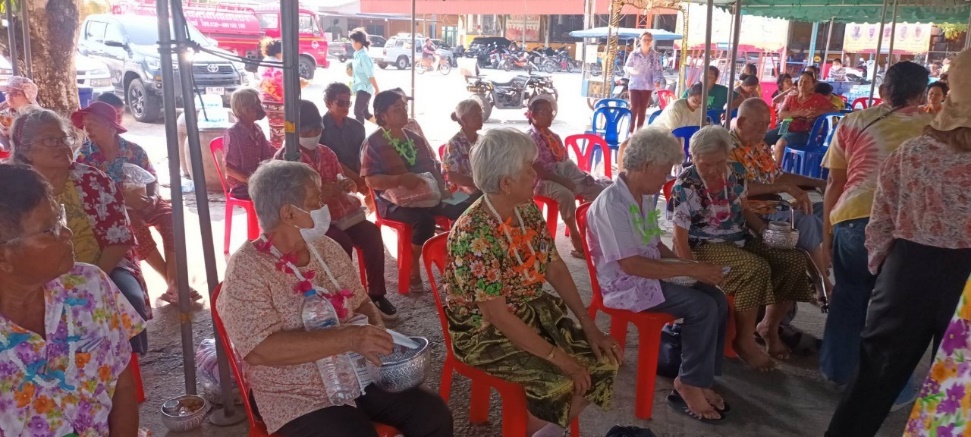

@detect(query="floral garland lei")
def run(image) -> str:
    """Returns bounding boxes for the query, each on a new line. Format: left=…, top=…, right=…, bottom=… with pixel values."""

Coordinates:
left=382, top=129, right=417, bottom=166
left=253, top=236, right=353, bottom=318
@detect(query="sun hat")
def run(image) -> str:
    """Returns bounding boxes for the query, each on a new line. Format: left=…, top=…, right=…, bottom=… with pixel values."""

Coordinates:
left=70, top=101, right=127, bottom=134
left=0, top=76, right=38, bottom=103
left=930, top=49, right=971, bottom=132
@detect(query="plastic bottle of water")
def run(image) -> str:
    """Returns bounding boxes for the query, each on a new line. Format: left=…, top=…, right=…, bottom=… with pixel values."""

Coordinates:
left=301, top=290, right=356, bottom=405
left=180, top=178, right=194, bottom=194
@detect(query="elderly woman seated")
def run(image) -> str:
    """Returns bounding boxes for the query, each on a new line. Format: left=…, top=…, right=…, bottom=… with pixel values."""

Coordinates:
left=443, top=128, right=620, bottom=437
left=72, top=101, right=202, bottom=304
left=0, top=76, right=38, bottom=150
left=586, top=127, right=729, bottom=423
left=442, top=99, right=484, bottom=195
left=670, top=126, right=813, bottom=370
left=222, top=88, right=277, bottom=199
left=217, top=160, right=453, bottom=437
left=767, top=71, right=835, bottom=162
left=361, top=90, right=473, bottom=291
left=10, top=107, right=151, bottom=354
left=527, top=96, right=608, bottom=257
left=0, top=163, right=145, bottom=435
left=277, top=100, right=395, bottom=319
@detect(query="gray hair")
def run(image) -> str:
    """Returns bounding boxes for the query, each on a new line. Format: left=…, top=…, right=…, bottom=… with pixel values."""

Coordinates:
left=689, top=125, right=733, bottom=158
left=248, top=160, right=321, bottom=230
left=471, top=128, right=538, bottom=194
left=623, top=127, right=684, bottom=171
left=230, top=88, right=261, bottom=117
left=10, top=106, right=76, bottom=165
left=452, top=99, right=481, bottom=121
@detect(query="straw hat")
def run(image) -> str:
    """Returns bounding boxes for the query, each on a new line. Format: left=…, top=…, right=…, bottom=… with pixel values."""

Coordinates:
left=930, top=49, right=971, bottom=132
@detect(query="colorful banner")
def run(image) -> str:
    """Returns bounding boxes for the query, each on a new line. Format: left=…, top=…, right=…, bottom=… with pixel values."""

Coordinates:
left=677, top=4, right=789, bottom=52
left=506, top=15, right=541, bottom=42
left=843, top=23, right=933, bottom=54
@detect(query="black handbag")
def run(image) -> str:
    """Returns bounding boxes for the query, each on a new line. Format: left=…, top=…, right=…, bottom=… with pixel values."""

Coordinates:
left=656, top=323, right=682, bottom=378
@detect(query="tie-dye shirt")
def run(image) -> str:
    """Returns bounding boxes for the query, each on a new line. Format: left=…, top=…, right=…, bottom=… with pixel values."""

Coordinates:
left=821, top=105, right=931, bottom=225
left=0, top=263, right=145, bottom=437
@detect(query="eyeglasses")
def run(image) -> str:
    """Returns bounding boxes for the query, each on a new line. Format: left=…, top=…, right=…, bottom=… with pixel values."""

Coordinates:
left=32, top=136, right=77, bottom=149
left=0, top=204, right=68, bottom=245
left=334, top=99, right=352, bottom=108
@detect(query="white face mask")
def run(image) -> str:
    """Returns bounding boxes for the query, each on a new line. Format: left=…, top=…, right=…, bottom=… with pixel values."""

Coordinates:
left=298, top=136, right=319, bottom=150
left=296, top=205, right=331, bottom=242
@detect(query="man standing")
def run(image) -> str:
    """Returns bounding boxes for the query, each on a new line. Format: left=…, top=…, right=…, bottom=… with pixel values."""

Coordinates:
left=623, top=31, right=664, bottom=133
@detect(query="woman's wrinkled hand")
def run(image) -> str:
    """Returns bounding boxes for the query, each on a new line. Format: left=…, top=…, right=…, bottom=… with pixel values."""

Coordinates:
left=339, top=178, right=357, bottom=193
left=784, top=186, right=812, bottom=215
left=399, top=173, right=424, bottom=189
left=581, top=322, right=623, bottom=365
left=554, top=352, right=592, bottom=395
left=344, top=325, right=394, bottom=366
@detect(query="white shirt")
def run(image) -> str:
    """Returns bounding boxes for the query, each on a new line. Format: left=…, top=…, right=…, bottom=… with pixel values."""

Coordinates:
left=652, top=99, right=702, bottom=131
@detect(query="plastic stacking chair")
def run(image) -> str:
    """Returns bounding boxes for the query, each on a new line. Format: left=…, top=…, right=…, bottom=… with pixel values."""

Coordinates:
left=565, top=133, right=612, bottom=179
left=587, top=106, right=632, bottom=148
left=671, top=126, right=701, bottom=164
left=782, top=112, right=844, bottom=179
left=706, top=109, right=725, bottom=125
left=438, top=144, right=446, bottom=162
left=647, top=109, right=663, bottom=125
left=422, top=235, right=580, bottom=437
left=575, top=203, right=676, bottom=419
left=593, top=98, right=630, bottom=110
left=851, top=97, right=882, bottom=110
left=656, top=89, right=675, bottom=110
left=209, top=137, right=261, bottom=254
left=533, top=196, right=560, bottom=238
left=370, top=189, right=416, bottom=295
left=132, top=353, right=146, bottom=403
left=210, top=284, right=403, bottom=437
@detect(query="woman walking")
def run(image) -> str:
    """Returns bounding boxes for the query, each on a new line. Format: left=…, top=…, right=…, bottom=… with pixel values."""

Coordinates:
left=350, top=28, right=379, bottom=124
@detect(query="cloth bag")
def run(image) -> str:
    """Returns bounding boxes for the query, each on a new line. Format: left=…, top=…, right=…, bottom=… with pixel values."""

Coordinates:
left=381, top=172, right=441, bottom=208
left=656, top=323, right=682, bottom=378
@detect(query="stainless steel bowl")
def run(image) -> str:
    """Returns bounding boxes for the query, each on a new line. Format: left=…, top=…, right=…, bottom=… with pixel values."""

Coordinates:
left=367, top=336, right=430, bottom=393
left=658, top=258, right=698, bottom=287
left=763, top=226, right=800, bottom=250
left=160, top=395, right=210, bottom=432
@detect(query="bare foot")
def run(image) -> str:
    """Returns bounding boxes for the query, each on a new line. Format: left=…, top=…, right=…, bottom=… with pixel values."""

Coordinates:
left=757, top=322, right=790, bottom=360
left=733, top=337, right=775, bottom=371
left=409, top=273, right=424, bottom=292
left=702, top=388, right=725, bottom=411
left=674, top=377, right=722, bottom=420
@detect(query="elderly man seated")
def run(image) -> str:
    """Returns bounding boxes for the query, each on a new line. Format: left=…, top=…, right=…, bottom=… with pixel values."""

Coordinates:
left=586, top=128, right=729, bottom=424
left=730, top=98, right=830, bottom=296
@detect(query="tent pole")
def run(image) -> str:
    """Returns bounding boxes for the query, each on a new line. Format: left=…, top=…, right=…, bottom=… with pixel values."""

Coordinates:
left=966, top=7, right=971, bottom=50
left=808, top=22, right=819, bottom=66
left=281, top=0, right=300, bottom=161
left=699, top=0, right=713, bottom=126
left=410, top=0, right=415, bottom=117
left=822, top=17, right=834, bottom=73
left=724, top=0, right=742, bottom=129
left=18, top=1, right=30, bottom=79
left=886, top=0, right=899, bottom=66
left=868, top=0, right=890, bottom=103
left=5, top=0, right=18, bottom=76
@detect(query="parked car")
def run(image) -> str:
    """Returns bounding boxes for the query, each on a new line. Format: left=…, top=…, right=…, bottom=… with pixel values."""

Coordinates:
left=373, top=35, right=453, bottom=70
left=0, top=54, right=113, bottom=97
left=79, top=14, right=244, bottom=123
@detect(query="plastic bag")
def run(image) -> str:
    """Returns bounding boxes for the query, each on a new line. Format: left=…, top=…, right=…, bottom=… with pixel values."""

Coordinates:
left=122, top=163, right=156, bottom=192
left=195, top=338, right=241, bottom=405
left=381, top=172, right=441, bottom=208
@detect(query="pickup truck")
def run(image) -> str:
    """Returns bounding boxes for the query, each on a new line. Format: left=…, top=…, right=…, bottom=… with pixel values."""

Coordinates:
left=372, top=35, right=453, bottom=70
left=79, top=14, right=245, bottom=123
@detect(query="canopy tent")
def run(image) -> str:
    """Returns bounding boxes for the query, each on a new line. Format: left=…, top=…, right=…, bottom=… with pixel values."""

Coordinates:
left=569, top=27, right=683, bottom=41
left=686, top=0, right=971, bottom=24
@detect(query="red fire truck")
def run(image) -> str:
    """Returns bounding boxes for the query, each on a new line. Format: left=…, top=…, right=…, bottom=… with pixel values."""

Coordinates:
left=111, top=1, right=330, bottom=79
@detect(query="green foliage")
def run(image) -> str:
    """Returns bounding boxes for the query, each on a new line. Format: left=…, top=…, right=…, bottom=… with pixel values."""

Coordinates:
left=940, top=23, right=968, bottom=41
left=0, top=0, right=19, bottom=19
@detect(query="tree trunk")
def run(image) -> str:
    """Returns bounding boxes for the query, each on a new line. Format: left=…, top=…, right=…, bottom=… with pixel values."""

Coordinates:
left=0, top=0, right=83, bottom=115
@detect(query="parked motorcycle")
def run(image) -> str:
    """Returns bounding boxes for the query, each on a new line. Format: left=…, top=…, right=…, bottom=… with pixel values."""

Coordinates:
left=465, top=73, right=558, bottom=122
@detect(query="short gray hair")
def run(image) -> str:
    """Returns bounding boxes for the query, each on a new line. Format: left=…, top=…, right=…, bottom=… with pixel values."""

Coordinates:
left=230, top=88, right=261, bottom=117
left=453, top=99, right=481, bottom=121
left=10, top=106, right=76, bottom=165
left=623, top=127, right=684, bottom=171
left=471, top=128, right=538, bottom=194
left=689, top=125, right=732, bottom=158
left=248, top=160, right=321, bottom=230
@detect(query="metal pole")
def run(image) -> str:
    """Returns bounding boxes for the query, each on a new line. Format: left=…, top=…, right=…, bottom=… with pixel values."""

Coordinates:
left=18, top=1, right=29, bottom=79
left=724, top=0, right=742, bottom=129
left=5, top=0, right=18, bottom=76
left=410, top=0, right=416, bottom=117
left=965, top=7, right=971, bottom=50
left=868, top=0, right=890, bottom=102
left=699, top=0, right=713, bottom=125
left=822, top=17, right=835, bottom=75
left=808, top=22, right=819, bottom=66
left=886, top=0, right=899, bottom=66
left=281, top=0, right=300, bottom=161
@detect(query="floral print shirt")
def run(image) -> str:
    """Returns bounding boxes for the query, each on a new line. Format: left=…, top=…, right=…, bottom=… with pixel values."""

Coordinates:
left=443, top=198, right=559, bottom=330
left=906, top=275, right=971, bottom=437
left=729, top=129, right=783, bottom=215
left=223, top=122, right=277, bottom=196
left=865, top=135, right=971, bottom=274
left=623, top=49, right=663, bottom=91
left=75, top=137, right=156, bottom=185
left=0, top=263, right=145, bottom=437
left=529, top=126, right=568, bottom=175
left=670, top=162, right=749, bottom=246
left=258, top=58, right=284, bottom=104
left=443, top=130, right=475, bottom=193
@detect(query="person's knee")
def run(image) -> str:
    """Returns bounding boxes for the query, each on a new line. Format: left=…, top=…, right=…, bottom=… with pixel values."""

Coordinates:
left=411, top=214, right=436, bottom=245
left=404, top=390, right=454, bottom=436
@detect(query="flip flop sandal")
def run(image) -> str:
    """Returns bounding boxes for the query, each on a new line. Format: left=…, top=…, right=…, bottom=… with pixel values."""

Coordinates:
left=669, top=390, right=731, bottom=414
left=665, top=392, right=725, bottom=424
left=570, top=249, right=585, bottom=259
left=160, top=291, right=180, bottom=305
left=189, top=289, right=204, bottom=301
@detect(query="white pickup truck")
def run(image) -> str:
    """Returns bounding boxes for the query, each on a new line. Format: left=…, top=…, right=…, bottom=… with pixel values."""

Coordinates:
left=371, top=34, right=453, bottom=70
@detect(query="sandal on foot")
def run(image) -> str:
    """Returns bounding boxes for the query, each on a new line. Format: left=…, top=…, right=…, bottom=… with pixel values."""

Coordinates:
left=570, top=248, right=585, bottom=259
left=666, top=392, right=725, bottom=424
left=668, top=390, right=731, bottom=414
left=160, top=291, right=180, bottom=305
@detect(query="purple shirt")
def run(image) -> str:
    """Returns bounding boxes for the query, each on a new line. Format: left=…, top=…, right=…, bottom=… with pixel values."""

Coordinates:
left=585, top=174, right=665, bottom=312
left=624, top=49, right=663, bottom=91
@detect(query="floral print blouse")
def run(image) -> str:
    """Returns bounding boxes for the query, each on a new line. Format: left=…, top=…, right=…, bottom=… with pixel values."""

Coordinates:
left=75, top=136, right=155, bottom=186
left=0, top=263, right=144, bottom=437
left=729, top=129, right=784, bottom=216
left=443, top=198, right=559, bottom=330
left=443, top=130, right=475, bottom=193
left=906, top=275, right=971, bottom=437
left=670, top=161, right=749, bottom=246
left=865, top=135, right=971, bottom=274
left=259, top=59, right=284, bottom=104
left=529, top=126, right=568, bottom=175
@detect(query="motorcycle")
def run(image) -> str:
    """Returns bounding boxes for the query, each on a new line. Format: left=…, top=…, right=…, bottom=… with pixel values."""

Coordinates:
left=498, top=49, right=536, bottom=72
left=465, top=73, right=558, bottom=122
left=416, top=54, right=451, bottom=75
left=542, top=48, right=579, bottom=73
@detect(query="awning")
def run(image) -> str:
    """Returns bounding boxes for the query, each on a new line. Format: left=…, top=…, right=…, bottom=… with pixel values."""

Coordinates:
left=684, top=0, right=970, bottom=24
left=569, top=27, right=683, bottom=41
left=359, top=0, right=650, bottom=15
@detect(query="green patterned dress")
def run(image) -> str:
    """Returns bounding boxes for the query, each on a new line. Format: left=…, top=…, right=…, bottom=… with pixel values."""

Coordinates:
left=442, top=198, right=617, bottom=427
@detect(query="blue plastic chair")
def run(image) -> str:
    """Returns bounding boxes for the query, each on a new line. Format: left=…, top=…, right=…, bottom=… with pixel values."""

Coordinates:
left=781, top=112, right=844, bottom=178
left=594, top=98, right=631, bottom=110
left=648, top=109, right=663, bottom=125
left=586, top=106, right=632, bottom=167
left=672, top=126, right=701, bottom=164
left=706, top=109, right=725, bottom=125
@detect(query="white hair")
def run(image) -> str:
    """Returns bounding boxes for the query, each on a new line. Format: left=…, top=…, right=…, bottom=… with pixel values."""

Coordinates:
left=689, top=125, right=733, bottom=158
left=248, top=160, right=321, bottom=230
left=470, top=128, right=538, bottom=194
left=453, top=99, right=481, bottom=121
left=230, top=88, right=261, bottom=117
left=623, top=127, right=684, bottom=171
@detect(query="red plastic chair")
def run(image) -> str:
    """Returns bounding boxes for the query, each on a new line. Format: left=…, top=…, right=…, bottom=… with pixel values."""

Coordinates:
left=422, top=235, right=580, bottom=437
left=209, top=137, right=261, bottom=254
left=564, top=133, right=612, bottom=180
left=575, top=203, right=676, bottom=419
left=354, top=247, right=367, bottom=293
left=370, top=189, right=417, bottom=295
left=437, top=143, right=446, bottom=162
left=0, top=148, right=10, bottom=161
left=656, top=89, right=675, bottom=110
left=851, top=97, right=882, bottom=110
left=131, top=353, right=145, bottom=403
left=533, top=196, right=559, bottom=238
left=210, top=284, right=402, bottom=437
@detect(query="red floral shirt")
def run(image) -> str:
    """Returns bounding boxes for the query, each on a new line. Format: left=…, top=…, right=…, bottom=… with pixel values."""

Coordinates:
left=273, top=146, right=361, bottom=220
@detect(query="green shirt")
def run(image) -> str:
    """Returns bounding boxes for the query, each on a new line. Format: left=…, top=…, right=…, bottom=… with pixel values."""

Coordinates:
left=683, top=84, right=732, bottom=111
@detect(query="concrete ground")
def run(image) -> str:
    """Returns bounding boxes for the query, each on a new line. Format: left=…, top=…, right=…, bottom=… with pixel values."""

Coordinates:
left=124, top=60, right=925, bottom=436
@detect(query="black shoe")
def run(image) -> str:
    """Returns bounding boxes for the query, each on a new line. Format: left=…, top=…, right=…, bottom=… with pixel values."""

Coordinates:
left=372, top=296, right=398, bottom=320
